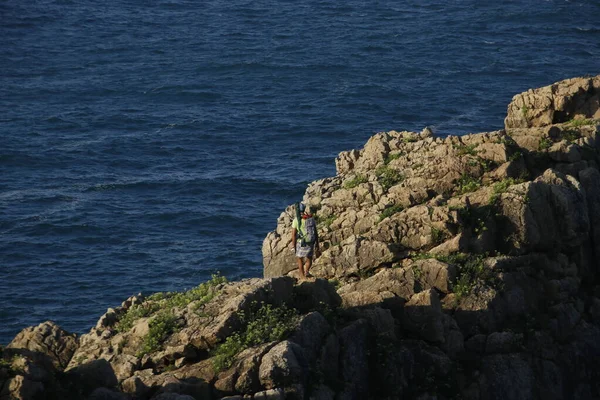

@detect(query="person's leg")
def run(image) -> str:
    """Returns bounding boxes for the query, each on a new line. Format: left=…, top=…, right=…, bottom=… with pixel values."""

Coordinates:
left=304, top=257, right=313, bottom=277
left=296, top=257, right=306, bottom=278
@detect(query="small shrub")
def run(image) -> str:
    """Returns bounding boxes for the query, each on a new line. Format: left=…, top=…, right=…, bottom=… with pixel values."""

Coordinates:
left=538, top=136, right=553, bottom=151
left=430, top=226, right=446, bottom=245
left=379, top=204, right=404, bottom=222
left=567, top=118, right=595, bottom=127
left=115, top=303, right=160, bottom=333
left=376, top=166, right=404, bottom=190
left=384, top=152, right=403, bottom=164
left=343, top=174, right=368, bottom=189
left=316, top=214, right=337, bottom=229
left=489, top=178, right=523, bottom=204
left=455, top=174, right=481, bottom=194
left=402, top=136, right=418, bottom=143
left=508, top=151, right=523, bottom=162
left=137, top=311, right=179, bottom=357
left=454, top=143, right=478, bottom=156
left=561, top=129, right=581, bottom=143
left=521, top=105, right=529, bottom=118
left=211, top=303, right=299, bottom=372
left=116, top=274, right=227, bottom=333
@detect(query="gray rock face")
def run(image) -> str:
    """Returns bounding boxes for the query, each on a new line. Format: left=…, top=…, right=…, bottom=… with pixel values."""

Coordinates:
left=6, top=321, right=78, bottom=370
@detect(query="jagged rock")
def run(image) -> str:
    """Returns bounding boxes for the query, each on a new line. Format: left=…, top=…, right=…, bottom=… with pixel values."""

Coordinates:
left=150, top=394, right=196, bottom=400
left=252, top=388, right=284, bottom=400
left=403, top=289, right=444, bottom=343
left=67, top=359, right=118, bottom=395
left=0, top=375, right=45, bottom=400
left=258, top=341, right=308, bottom=390
left=412, top=258, right=456, bottom=294
left=288, top=312, right=330, bottom=364
left=6, top=321, right=78, bottom=371
left=479, top=354, right=535, bottom=400
left=214, top=343, right=274, bottom=395
left=337, top=320, right=369, bottom=400
left=338, top=267, right=415, bottom=306
left=505, top=75, right=600, bottom=129
left=88, top=387, right=131, bottom=400
left=291, top=279, right=341, bottom=314
left=485, top=332, right=523, bottom=354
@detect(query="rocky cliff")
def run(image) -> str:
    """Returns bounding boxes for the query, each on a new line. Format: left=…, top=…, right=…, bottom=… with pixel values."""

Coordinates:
left=2, top=76, right=600, bottom=400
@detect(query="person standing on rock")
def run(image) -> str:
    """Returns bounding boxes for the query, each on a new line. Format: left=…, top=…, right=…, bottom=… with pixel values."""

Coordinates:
left=291, top=203, right=320, bottom=279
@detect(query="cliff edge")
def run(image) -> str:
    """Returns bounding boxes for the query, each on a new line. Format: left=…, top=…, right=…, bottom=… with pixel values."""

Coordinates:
left=2, top=75, right=600, bottom=400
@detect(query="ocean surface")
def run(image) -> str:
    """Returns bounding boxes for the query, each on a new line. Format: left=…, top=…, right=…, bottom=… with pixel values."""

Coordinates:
left=1, top=0, right=599, bottom=345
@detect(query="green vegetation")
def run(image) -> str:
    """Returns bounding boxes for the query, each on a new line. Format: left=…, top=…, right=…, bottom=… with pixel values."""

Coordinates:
left=114, top=274, right=227, bottom=355
left=538, top=136, right=553, bottom=151
left=384, top=152, right=403, bottom=165
left=453, top=143, right=478, bottom=156
left=567, top=118, right=595, bottom=128
left=508, top=151, right=523, bottom=162
left=138, top=311, right=179, bottom=357
left=430, top=226, right=446, bottom=245
left=316, top=214, right=337, bottom=229
left=375, top=166, right=404, bottom=191
left=379, top=204, right=404, bottom=222
left=343, top=174, right=368, bottom=189
left=211, top=303, right=299, bottom=372
left=402, top=136, right=418, bottom=143
left=413, top=252, right=492, bottom=299
left=115, top=303, right=160, bottom=333
left=489, top=178, right=523, bottom=204
left=450, top=254, right=488, bottom=299
left=521, top=105, right=529, bottom=118
left=561, top=129, right=581, bottom=143
left=455, top=173, right=481, bottom=194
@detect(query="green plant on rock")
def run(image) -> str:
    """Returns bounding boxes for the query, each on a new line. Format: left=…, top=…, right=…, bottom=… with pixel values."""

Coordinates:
left=453, top=143, right=478, bottom=157
left=567, top=118, right=595, bottom=128
left=455, top=173, right=481, bottom=194
left=137, top=310, right=180, bottom=357
left=376, top=166, right=404, bottom=191
left=538, top=136, right=553, bottom=151
left=430, top=226, right=446, bottom=245
left=521, top=105, right=529, bottom=118
left=379, top=204, right=404, bottom=222
left=343, top=174, right=368, bottom=189
left=561, top=129, right=581, bottom=143
left=384, top=152, right=403, bottom=164
left=115, top=303, right=160, bottom=333
left=211, top=303, right=299, bottom=372
left=116, top=274, right=227, bottom=333
left=488, top=177, right=523, bottom=205
left=447, top=253, right=489, bottom=300
left=316, top=214, right=337, bottom=229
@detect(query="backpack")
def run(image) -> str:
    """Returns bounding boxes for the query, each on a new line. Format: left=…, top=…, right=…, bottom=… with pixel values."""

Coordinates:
left=302, top=216, right=317, bottom=246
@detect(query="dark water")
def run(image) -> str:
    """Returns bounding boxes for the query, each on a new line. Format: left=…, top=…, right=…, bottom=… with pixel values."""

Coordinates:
left=1, top=0, right=599, bottom=344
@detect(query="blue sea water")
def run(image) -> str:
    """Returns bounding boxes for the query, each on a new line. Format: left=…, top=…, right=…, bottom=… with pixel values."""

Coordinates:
left=1, top=0, right=599, bottom=344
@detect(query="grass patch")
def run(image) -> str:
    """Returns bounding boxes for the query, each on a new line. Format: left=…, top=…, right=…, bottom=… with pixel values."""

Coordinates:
left=376, top=166, right=404, bottom=191
left=489, top=178, right=523, bottom=204
left=316, top=214, right=337, bottom=229
left=567, top=118, right=595, bottom=127
left=116, top=274, right=227, bottom=334
left=561, top=129, right=581, bottom=143
left=521, top=105, right=529, bottom=118
left=538, top=136, right=553, bottom=151
left=430, top=226, right=446, bottom=245
left=343, top=174, right=368, bottom=189
left=211, top=303, right=299, bottom=372
left=137, top=311, right=179, bottom=357
left=454, top=143, right=478, bottom=156
left=384, top=152, right=403, bottom=164
left=379, top=204, right=404, bottom=222
left=455, top=173, right=481, bottom=194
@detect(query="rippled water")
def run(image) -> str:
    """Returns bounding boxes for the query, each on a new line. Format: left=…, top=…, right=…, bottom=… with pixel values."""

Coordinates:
left=1, top=0, right=599, bottom=344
